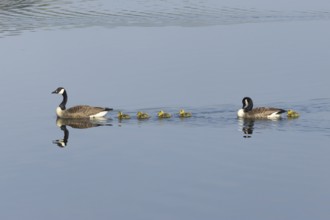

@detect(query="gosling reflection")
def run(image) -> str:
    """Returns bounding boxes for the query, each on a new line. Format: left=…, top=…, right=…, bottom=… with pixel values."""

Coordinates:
left=53, top=118, right=112, bottom=147
left=238, top=119, right=255, bottom=138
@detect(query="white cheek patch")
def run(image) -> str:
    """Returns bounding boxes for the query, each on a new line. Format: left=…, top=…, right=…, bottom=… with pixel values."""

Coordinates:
left=244, top=99, right=249, bottom=108
left=59, top=88, right=65, bottom=94
left=57, top=139, right=66, bottom=147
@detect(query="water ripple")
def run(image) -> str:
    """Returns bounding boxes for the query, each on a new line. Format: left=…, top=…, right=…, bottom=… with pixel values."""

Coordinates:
left=1, top=0, right=330, bottom=36
left=111, top=98, right=330, bottom=138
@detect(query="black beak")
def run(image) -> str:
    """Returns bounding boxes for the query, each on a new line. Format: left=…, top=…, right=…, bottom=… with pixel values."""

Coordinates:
left=52, top=90, right=57, bottom=94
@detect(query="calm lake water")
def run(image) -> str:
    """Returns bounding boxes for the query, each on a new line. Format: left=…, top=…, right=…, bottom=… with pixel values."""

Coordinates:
left=1, top=0, right=330, bottom=219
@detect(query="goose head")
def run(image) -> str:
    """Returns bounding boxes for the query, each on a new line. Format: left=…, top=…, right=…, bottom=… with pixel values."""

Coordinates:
left=52, top=87, right=68, bottom=110
left=242, top=97, right=253, bottom=112
left=52, top=87, right=66, bottom=95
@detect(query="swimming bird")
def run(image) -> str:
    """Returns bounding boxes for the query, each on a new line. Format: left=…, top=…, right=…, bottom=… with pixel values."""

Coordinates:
left=117, top=111, right=131, bottom=119
left=179, top=109, right=192, bottom=118
left=287, top=109, right=300, bottom=118
left=137, top=111, right=150, bottom=119
left=158, top=110, right=171, bottom=118
left=237, top=97, right=286, bottom=119
left=52, top=87, right=112, bottom=119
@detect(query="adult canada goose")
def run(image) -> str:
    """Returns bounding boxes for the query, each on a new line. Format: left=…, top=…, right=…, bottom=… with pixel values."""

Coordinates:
left=237, top=97, right=286, bottom=119
left=52, top=87, right=113, bottom=119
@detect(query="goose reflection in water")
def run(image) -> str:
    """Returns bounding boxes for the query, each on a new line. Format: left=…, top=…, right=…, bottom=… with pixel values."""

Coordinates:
left=53, top=118, right=112, bottom=147
left=238, top=118, right=255, bottom=138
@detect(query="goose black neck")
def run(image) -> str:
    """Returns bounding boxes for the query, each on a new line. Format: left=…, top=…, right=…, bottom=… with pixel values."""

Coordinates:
left=243, top=99, right=253, bottom=112
left=59, top=90, right=68, bottom=110
left=61, top=125, right=69, bottom=144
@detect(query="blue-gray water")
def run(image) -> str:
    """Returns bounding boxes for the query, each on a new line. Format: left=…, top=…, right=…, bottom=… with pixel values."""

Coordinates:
left=1, top=0, right=330, bottom=219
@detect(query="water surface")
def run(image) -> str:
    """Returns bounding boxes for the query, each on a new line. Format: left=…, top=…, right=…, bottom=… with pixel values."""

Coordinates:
left=0, top=0, right=330, bottom=220
left=1, top=0, right=330, bottom=36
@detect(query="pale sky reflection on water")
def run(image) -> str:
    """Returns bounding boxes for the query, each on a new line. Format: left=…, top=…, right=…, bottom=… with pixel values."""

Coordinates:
left=0, top=1, right=330, bottom=220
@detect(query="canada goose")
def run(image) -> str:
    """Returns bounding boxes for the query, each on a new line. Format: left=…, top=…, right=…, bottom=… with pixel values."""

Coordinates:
left=158, top=110, right=171, bottom=118
left=117, top=111, right=131, bottom=119
left=237, top=97, right=286, bottom=119
left=179, top=109, right=192, bottom=118
left=137, top=111, right=150, bottom=119
left=52, top=87, right=113, bottom=119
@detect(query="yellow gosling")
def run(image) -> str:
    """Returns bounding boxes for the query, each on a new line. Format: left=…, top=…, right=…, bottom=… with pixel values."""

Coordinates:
left=179, top=109, right=192, bottom=118
left=158, top=110, right=171, bottom=118
left=117, top=111, right=131, bottom=119
left=287, top=109, right=300, bottom=118
left=137, top=111, right=150, bottom=119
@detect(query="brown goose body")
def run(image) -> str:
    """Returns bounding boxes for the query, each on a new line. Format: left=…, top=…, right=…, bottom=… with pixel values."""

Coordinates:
left=57, top=105, right=112, bottom=119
